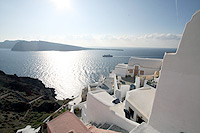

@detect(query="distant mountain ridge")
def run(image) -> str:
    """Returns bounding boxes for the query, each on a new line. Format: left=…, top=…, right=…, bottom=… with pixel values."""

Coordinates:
left=0, top=40, right=21, bottom=49
left=0, top=40, right=123, bottom=51
left=11, top=40, right=88, bottom=51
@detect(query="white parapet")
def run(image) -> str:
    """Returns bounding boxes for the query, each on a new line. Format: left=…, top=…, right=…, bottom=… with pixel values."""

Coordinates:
left=113, top=63, right=128, bottom=77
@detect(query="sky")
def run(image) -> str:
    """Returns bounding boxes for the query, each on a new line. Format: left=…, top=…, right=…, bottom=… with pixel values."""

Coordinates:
left=0, top=0, right=200, bottom=48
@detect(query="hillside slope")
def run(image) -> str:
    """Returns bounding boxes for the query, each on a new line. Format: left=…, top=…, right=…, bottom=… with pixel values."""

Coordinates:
left=11, top=41, right=87, bottom=51
left=0, top=40, right=21, bottom=49
left=0, top=70, right=69, bottom=132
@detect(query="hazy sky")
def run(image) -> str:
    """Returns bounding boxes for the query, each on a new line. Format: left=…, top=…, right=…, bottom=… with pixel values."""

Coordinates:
left=0, top=0, right=200, bottom=48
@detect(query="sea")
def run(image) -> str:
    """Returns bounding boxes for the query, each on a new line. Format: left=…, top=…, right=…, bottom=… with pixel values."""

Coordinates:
left=0, top=48, right=176, bottom=99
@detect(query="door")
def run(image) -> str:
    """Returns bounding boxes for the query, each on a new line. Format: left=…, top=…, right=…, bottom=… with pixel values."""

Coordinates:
left=134, top=66, right=139, bottom=77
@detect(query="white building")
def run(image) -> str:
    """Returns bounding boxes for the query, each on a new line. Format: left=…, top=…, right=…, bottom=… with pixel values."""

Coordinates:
left=127, top=57, right=162, bottom=77
left=114, top=57, right=162, bottom=78
left=148, top=10, right=200, bottom=133
left=85, top=90, right=139, bottom=132
left=114, top=63, right=128, bottom=77
left=113, top=74, right=131, bottom=102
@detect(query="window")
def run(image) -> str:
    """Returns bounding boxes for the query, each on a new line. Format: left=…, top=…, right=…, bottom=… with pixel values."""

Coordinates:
left=128, top=69, right=133, bottom=73
left=140, top=70, right=144, bottom=75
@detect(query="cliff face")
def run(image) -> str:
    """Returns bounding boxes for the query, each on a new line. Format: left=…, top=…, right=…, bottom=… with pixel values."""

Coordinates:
left=0, top=70, right=61, bottom=132
left=0, top=40, right=21, bottom=49
left=11, top=40, right=87, bottom=51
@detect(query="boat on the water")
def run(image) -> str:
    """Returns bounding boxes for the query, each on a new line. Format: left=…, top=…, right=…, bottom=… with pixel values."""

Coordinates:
left=102, top=54, right=113, bottom=57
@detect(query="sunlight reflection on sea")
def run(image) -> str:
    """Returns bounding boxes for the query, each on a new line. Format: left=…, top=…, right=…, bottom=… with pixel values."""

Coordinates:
left=0, top=48, right=176, bottom=99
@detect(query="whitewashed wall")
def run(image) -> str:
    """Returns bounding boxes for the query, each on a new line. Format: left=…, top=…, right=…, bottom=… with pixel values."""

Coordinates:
left=140, top=67, right=160, bottom=76
left=149, top=10, right=200, bottom=133
left=135, top=76, right=140, bottom=88
left=86, top=91, right=139, bottom=132
left=114, top=67, right=127, bottom=77
left=125, top=100, right=148, bottom=122
left=120, top=85, right=130, bottom=101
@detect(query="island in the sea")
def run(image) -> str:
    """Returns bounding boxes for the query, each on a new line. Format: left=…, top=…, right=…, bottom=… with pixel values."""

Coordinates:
left=0, top=40, right=21, bottom=49
left=0, top=40, right=123, bottom=51
left=11, top=40, right=86, bottom=51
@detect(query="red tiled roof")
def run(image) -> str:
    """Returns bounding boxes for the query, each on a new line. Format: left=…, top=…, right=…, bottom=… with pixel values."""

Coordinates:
left=47, top=111, right=91, bottom=133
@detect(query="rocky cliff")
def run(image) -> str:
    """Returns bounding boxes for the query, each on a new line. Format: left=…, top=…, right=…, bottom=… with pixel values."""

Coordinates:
left=0, top=70, right=64, bottom=132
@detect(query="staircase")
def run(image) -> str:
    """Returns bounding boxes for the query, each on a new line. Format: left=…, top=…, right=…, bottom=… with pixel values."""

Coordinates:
left=88, top=121, right=128, bottom=133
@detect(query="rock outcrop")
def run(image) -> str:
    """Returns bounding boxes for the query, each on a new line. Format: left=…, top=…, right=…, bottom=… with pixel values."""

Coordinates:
left=0, top=70, right=61, bottom=132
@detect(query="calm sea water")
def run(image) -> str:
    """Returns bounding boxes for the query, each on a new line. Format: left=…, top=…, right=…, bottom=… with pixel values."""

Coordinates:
left=0, top=48, right=176, bottom=99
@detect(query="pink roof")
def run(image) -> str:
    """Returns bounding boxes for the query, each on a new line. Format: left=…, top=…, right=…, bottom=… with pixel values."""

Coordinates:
left=47, top=111, right=91, bottom=133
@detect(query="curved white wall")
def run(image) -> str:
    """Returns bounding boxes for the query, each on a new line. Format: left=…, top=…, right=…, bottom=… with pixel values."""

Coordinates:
left=149, top=10, right=200, bottom=133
